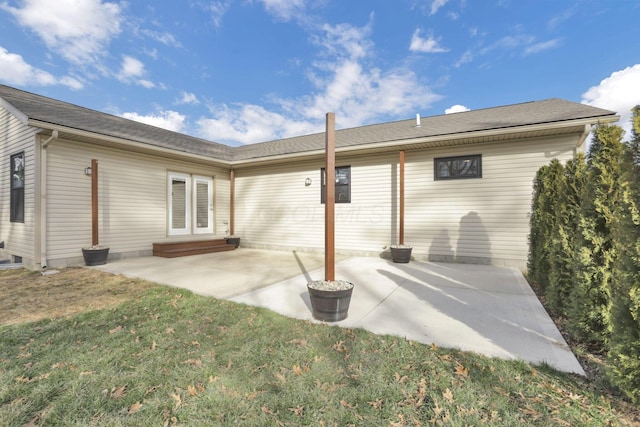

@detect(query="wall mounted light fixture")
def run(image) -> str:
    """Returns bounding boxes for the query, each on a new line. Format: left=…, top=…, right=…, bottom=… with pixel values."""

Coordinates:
left=305, top=177, right=312, bottom=186
left=84, top=166, right=92, bottom=176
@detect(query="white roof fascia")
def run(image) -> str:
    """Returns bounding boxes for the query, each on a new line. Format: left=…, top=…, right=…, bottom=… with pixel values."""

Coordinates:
left=0, top=97, right=29, bottom=124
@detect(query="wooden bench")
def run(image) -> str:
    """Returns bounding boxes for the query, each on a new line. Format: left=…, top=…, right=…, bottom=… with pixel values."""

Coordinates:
left=153, top=239, right=236, bottom=258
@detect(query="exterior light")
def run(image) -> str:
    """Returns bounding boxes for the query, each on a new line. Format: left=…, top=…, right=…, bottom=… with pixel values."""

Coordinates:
left=305, top=177, right=312, bottom=186
left=84, top=167, right=92, bottom=176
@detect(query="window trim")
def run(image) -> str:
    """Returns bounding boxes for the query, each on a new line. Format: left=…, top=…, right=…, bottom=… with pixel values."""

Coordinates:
left=434, top=154, right=482, bottom=181
left=321, top=165, right=351, bottom=204
left=10, top=151, right=25, bottom=223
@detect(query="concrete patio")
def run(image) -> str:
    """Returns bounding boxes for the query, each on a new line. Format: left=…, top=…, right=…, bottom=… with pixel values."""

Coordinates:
left=97, top=248, right=584, bottom=375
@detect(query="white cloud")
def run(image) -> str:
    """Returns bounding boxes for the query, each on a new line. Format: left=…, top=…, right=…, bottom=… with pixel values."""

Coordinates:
left=197, top=103, right=316, bottom=145
left=445, top=104, right=470, bottom=114
left=139, top=29, right=181, bottom=47
left=524, top=38, right=561, bottom=56
left=582, top=64, right=640, bottom=140
left=0, top=46, right=83, bottom=89
left=176, top=92, right=200, bottom=105
left=455, top=50, right=473, bottom=68
left=116, top=55, right=155, bottom=88
left=1, top=0, right=122, bottom=65
left=208, top=0, right=232, bottom=27
left=121, top=110, right=186, bottom=132
left=197, top=20, right=441, bottom=144
left=259, top=0, right=308, bottom=21
left=430, top=0, right=450, bottom=15
left=410, top=29, right=448, bottom=53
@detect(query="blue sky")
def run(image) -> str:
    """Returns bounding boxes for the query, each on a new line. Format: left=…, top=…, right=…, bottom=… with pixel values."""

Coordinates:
left=1, top=0, right=639, bottom=146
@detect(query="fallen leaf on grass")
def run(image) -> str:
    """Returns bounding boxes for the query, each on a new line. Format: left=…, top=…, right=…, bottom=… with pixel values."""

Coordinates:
left=443, top=388, right=454, bottom=403
left=187, top=385, right=198, bottom=396
left=128, top=402, right=143, bottom=414
left=340, top=400, right=355, bottom=409
left=455, top=363, right=469, bottom=378
left=109, top=325, right=123, bottom=334
left=170, top=392, right=182, bottom=409
left=261, top=405, right=277, bottom=415
left=289, top=405, right=304, bottom=416
left=110, top=385, right=127, bottom=399
left=368, top=399, right=383, bottom=410
left=151, top=340, right=157, bottom=351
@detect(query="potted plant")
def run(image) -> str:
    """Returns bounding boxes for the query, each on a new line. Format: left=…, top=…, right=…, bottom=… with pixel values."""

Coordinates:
left=307, top=279, right=354, bottom=322
left=390, top=244, right=412, bottom=263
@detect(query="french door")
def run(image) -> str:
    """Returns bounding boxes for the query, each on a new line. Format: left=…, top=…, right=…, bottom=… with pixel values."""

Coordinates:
left=168, top=173, right=213, bottom=235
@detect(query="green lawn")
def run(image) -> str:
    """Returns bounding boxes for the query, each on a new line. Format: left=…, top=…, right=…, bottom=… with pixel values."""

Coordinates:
left=0, top=269, right=634, bottom=426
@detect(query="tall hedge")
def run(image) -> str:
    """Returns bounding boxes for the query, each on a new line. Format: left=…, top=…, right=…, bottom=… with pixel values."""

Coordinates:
left=607, top=106, right=640, bottom=403
left=528, top=159, right=564, bottom=291
left=547, top=154, right=586, bottom=316
left=528, top=113, right=640, bottom=402
left=569, top=124, right=625, bottom=345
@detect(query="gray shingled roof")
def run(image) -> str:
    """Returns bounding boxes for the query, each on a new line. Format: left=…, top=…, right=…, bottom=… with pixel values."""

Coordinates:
left=233, top=98, right=617, bottom=161
left=0, top=84, right=616, bottom=164
left=0, top=84, right=234, bottom=161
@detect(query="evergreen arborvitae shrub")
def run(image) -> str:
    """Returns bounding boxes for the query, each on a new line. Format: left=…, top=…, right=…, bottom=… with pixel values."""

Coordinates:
left=528, top=159, right=564, bottom=291
left=607, top=105, right=640, bottom=403
left=569, top=124, right=625, bottom=346
left=547, top=155, right=586, bottom=316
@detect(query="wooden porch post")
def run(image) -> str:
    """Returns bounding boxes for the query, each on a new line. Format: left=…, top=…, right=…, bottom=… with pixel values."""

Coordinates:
left=229, top=169, right=235, bottom=236
left=325, top=113, right=335, bottom=281
left=399, top=150, right=405, bottom=246
left=91, top=158, right=99, bottom=246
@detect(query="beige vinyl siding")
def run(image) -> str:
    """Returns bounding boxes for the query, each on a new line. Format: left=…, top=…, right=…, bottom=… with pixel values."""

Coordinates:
left=0, top=105, right=38, bottom=265
left=404, top=135, right=577, bottom=267
left=234, top=153, right=398, bottom=253
left=236, top=134, right=578, bottom=268
left=45, top=138, right=230, bottom=267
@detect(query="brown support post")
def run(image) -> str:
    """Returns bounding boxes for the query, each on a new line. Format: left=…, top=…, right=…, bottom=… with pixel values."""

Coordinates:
left=325, top=112, right=335, bottom=281
left=229, top=169, right=235, bottom=236
left=91, top=159, right=99, bottom=246
left=399, top=150, right=405, bottom=246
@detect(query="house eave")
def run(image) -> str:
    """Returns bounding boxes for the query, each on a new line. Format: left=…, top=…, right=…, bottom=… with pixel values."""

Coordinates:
left=230, top=116, right=618, bottom=167
left=27, top=119, right=234, bottom=167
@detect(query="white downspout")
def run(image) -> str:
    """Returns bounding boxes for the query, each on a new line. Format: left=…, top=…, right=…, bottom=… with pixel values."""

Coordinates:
left=576, top=124, right=592, bottom=154
left=39, top=130, right=58, bottom=270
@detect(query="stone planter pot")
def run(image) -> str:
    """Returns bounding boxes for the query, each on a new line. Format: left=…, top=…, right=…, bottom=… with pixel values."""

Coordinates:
left=307, top=280, right=354, bottom=322
left=226, top=237, right=240, bottom=248
left=82, top=247, right=110, bottom=266
left=390, top=246, right=412, bottom=263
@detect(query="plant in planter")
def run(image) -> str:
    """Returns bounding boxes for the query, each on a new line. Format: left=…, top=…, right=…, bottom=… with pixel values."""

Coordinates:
left=307, top=279, right=354, bottom=322
left=81, top=159, right=110, bottom=266
left=390, top=244, right=413, bottom=263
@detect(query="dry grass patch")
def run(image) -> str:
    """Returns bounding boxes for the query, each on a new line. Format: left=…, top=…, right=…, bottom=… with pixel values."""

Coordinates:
left=0, top=268, right=155, bottom=326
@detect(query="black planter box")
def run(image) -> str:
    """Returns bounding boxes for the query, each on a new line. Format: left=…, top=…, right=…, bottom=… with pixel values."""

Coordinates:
left=82, top=248, right=110, bottom=266
left=226, top=237, right=240, bottom=248
left=390, top=246, right=412, bottom=263
left=307, top=283, right=353, bottom=322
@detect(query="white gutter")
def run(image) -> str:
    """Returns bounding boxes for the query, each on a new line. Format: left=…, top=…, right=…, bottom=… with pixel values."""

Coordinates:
left=38, top=130, right=58, bottom=270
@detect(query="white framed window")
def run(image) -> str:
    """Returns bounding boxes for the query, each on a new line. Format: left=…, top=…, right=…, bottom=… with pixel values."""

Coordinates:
left=168, top=173, right=213, bottom=236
